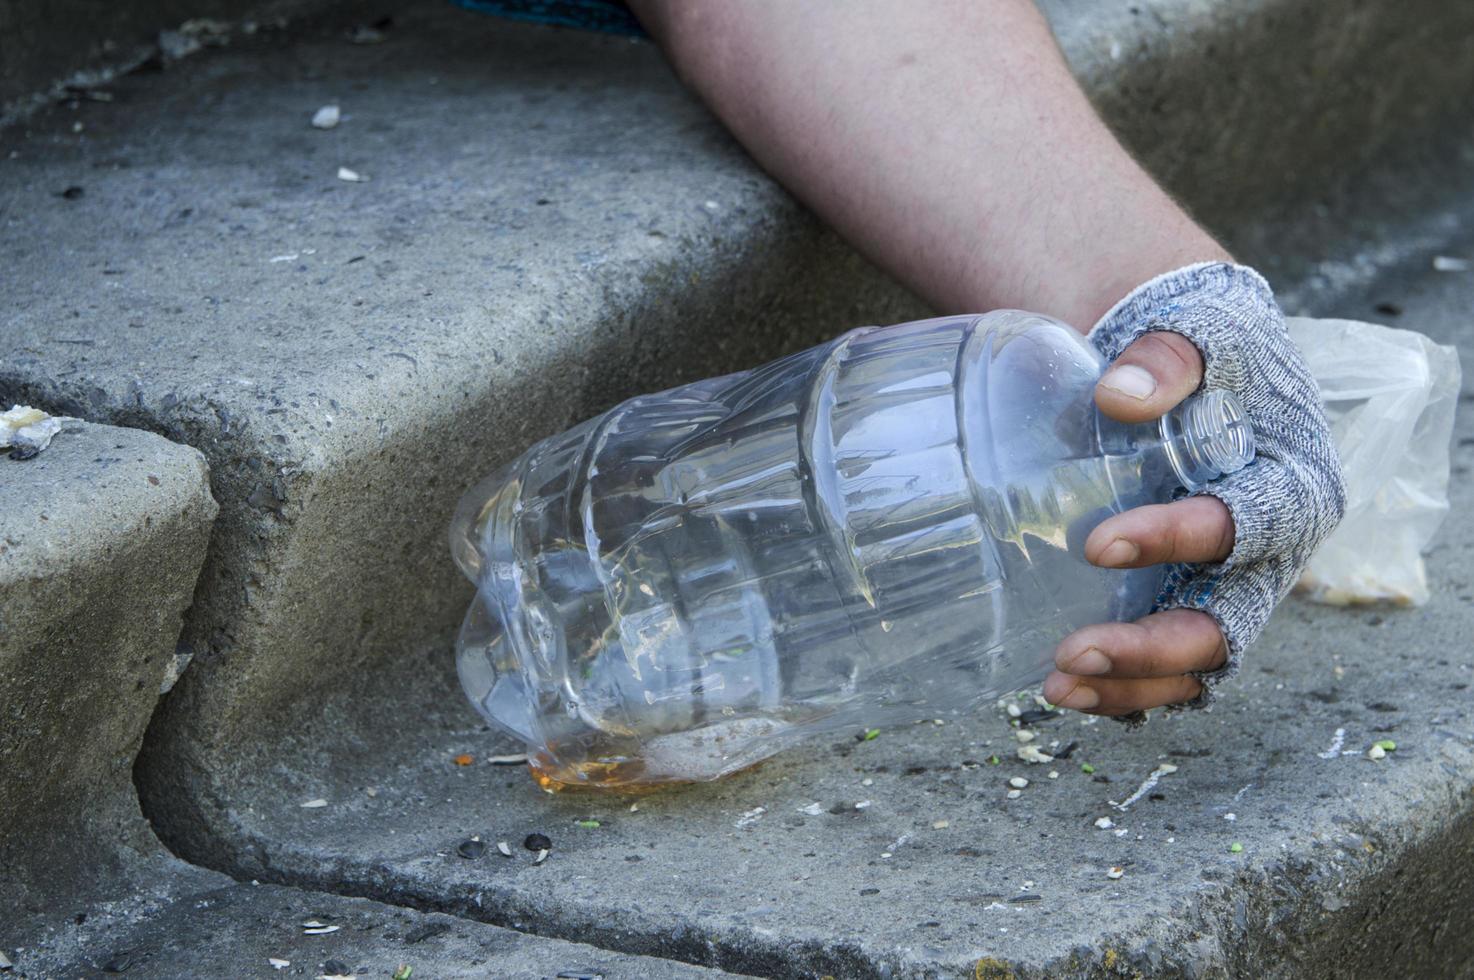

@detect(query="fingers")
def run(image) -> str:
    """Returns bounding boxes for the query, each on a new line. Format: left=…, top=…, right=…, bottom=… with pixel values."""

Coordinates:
left=1085, top=496, right=1235, bottom=568
left=1095, top=330, right=1204, bottom=423
left=1042, top=609, right=1228, bottom=715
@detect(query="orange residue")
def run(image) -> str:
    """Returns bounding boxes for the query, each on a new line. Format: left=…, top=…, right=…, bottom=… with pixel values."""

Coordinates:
left=453, top=753, right=474, bottom=767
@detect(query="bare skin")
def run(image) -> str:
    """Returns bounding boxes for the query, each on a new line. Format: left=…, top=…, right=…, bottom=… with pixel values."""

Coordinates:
left=629, top=0, right=1239, bottom=716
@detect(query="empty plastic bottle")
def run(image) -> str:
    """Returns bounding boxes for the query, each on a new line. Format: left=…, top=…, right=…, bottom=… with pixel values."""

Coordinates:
left=450, top=311, right=1253, bottom=790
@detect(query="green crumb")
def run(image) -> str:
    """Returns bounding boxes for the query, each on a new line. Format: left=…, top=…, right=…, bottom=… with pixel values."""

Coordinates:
left=1229, top=842, right=1244, bottom=854
left=1081, top=763, right=1096, bottom=774
left=393, top=966, right=413, bottom=980
left=987, top=755, right=1001, bottom=766
left=575, top=819, right=601, bottom=829
left=863, top=728, right=881, bottom=741
left=1374, top=739, right=1397, bottom=752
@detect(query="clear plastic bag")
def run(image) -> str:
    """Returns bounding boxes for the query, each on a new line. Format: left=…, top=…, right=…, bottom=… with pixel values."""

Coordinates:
left=1288, top=317, right=1462, bottom=606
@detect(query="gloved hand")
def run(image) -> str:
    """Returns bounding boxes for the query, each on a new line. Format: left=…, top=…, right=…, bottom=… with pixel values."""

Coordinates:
left=1042, top=262, right=1347, bottom=717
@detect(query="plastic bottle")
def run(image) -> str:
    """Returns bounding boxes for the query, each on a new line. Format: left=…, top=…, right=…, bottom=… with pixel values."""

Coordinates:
left=450, top=311, right=1253, bottom=790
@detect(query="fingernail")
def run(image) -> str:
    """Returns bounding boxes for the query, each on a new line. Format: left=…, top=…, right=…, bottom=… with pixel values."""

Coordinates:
left=1066, top=647, right=1112, bottom=675
left=1055, top=683, right=1100, bottom=710
left=1100, top=364, right=1157, bottom=400
left=1097, top=538, right=1140, bottom=567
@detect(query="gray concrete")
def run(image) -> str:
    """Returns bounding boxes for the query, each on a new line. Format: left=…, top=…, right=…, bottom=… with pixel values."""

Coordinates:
left=2, top=0, right=1473, bottom=976
left=0, top=421, right=223, bottom=971
left=0, top=0, right=337, bottom=124
left=44, top=883, right=750, bottom=979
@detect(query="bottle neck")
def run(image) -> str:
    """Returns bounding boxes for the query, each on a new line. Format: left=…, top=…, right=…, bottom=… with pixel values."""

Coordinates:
left=1156, top=389, right=1256, bottom=491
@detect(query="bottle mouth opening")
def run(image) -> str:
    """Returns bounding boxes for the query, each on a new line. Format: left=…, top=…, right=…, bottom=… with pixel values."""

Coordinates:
left=1161, top=389, right=1256, bottom=491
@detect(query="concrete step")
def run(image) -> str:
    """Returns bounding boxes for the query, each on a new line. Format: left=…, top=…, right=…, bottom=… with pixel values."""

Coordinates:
left=1, top=0, right=1472, bottom=976
left=201, top=235, right=1474, bottom=979
left=0, top=420, right=228, bottom=971
left=42, top=882, right=749, bottom=980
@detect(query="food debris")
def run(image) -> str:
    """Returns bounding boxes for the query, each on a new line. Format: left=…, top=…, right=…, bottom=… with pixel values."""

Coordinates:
left=300, top=798, right=328, bottom=809
left=1080, top=763, right=1096, bottom=774
left=1374, top=739, right=1397, bottom=752
left=1008, top=777, right=1029, bottom=789
left=392, top=967, right=413, bottom=980
left=1017, top=744, right=1054, bottom=764
left=861, top=778, right=874, bottom=787
left=269, top=959, right=290, bottom=970
left=319, top=957, right=354, bottom=979
left=861, top=728, right=881, bottom=741
left=1015, top=729, right=1036, bottom=743
left=534, top=848, right=550, bottom=865
left=798, top=802, right=824, bottom=816
left=347, top=24, right=386, bottom=44
left=734, top=806, right=766, bottom=829
left=1048, top=770, right=1060, bottom=779
left=1224, top=813, right=1237, bottom=822
left=629, top=802, right=640, bottom=812
left=1318, top=727, right=1347, bottom=759
left=1006, top=703, right=1023, bottom=718
left=1367, top=744, right=1387, bottom=761
left=453, top=754, right=475, bottom=766
left=987, top=755, right=1001, bottom=766
left=457, top=837, right=486, bottom=860
left=1006, top=789, right=1022, bottom=800
left=931, top=820, right=950, bottom=830
left=311, top=104, right=341, bottom=129
left=301, top=920, right=340, bottom=935
left=337, top=166, right=369, bottom=182
left=575, top=819, right=601, bottom=829
left=1112, top=763, right=1179, bottom=811
left=1229, top=842, right=1244, bottom=853
left=524, top=833, right=552, bottom=852
left=1432, top=255, right=1470, bottom=272
left=496, top=841, right=513, bottom=858
left=1106, top=867, right=1125, bottom=880
left=485, top=753, right=529, bottom=766
left=1, top=406, right=69, bottom=459
left=1094, top=817, right=1115, bottom=830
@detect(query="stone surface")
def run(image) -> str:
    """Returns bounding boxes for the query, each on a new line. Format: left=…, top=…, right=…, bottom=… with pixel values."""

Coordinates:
left=123, top=197, right=1474, bottom=976
left=0, top=0, right=337, bottom=124
left=3, top=0, right=1474, bottom=976
left=0, top=420, right=223, bottom=970
left=42, top=883, right=749, bottom=980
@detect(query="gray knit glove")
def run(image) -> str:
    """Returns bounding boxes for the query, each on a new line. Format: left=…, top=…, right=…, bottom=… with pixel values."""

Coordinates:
left=1088, top=262, right=1347, bottom=706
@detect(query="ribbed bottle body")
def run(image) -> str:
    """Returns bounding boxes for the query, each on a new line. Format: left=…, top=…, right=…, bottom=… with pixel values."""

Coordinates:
left=452, top=311, right=1227, bottom=788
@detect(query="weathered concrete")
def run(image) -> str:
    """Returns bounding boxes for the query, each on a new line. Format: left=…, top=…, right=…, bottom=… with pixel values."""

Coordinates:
left=0, top=0, right=338, bottom=124
left=0, top=421, right=223, bottom=970
left=44, top=883, right=750, bottom=980
left=2, top=0, right=1473, bottom=975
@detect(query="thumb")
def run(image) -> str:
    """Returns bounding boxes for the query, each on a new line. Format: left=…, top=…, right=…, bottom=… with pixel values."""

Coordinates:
left=1095, top=330, right=1205, bottom=423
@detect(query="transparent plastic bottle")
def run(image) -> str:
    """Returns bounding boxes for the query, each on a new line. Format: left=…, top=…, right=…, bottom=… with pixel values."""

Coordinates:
left=450, top=311, right=1253, bottom=790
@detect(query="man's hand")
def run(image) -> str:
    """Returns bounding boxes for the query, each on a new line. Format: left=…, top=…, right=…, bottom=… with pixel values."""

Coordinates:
left=1043, top=331, right=1231, bottom=715
left=1046, top=264, right=1347, bottom=718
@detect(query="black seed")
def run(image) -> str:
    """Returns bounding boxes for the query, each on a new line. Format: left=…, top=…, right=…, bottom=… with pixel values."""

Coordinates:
left=1092, top=774, right=1111, bottom=783
left=555, top=972, right=604, bottom=980
left=457, top=837, right=487, bottom=860
left=1016, top=709, right=1061, bottom=725
left=322, top=960, right=350, bottom=976
left=405, top=922, right=450, bottom=945
left=524, top=832, right=552, bottom=852
left=103, top=950, right=140, bottom=972
left=1373, top=302, right=1402, bottom=316
left=624, top=855, right=643, bottom=862
left=1054, top=740, right=1080, bottom=760
left=58, top=186, right=85, bottom=200
left=903, top=766, right=928, bottom=776
left=1011, top=893, right=1043, bottom=904
left=1149, top=792, right=1166, bottom=801
left=859, top=887, right=880, bottom=896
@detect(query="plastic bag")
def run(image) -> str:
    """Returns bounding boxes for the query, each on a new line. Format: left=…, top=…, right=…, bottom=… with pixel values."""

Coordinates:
left=1287, top=317, right=1461, bottom=606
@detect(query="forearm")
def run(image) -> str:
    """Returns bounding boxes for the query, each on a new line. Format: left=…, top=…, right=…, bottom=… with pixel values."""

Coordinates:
left=628, top=0, right=1230, bottom=328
